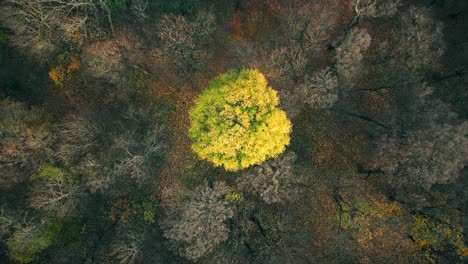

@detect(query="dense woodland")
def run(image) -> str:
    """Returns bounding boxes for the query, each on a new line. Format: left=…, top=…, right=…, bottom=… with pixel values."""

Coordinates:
left=0, top=0, right=467, bottom=263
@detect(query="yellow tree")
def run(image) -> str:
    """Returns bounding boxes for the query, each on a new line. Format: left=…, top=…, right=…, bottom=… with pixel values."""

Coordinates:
left=188, top=69, right=292, bottom=171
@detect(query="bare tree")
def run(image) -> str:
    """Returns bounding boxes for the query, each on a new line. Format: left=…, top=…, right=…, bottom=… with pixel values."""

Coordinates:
left=278, top=0, right=341, bottom=53
left=77, top=154, right=113, bottom=193
left=105, top=224, right=147, bottom=264
left=237, top=151, right=305, bottom=204
left=1, top=208, right=38, bottom=241
left=160, top=181, right=234, bottom=261
left=267, top=0, right=340, bottom=84
left=82, top=28, right=146, bottom=87
left=278, top=63, right=339, bottom=118
left=82, top=39, right=124, bottom=82
left=269, top=43, right=308, bottom=84
left=111, top=121, right=165, bottom=185
left=0, top=214, right=13, bottom=239
left=227, top=39, right=258, bottom=70
left=158, top=11, right=215, bottom=71
left=0, top=207, right=18, bottom=239
left=129, top=0, right=149, bottom=19
left=358, top=0, right=401, bottom=18
left=373, top=84, right=468, bottom=190
left=297, top=68, right=339, bottom=109
left=336, top=27, right=371, bottom=87
left=0, top=0, right=115, bottom=57
left=28, top=174, right=81, bottom=214
left=58, top=115, right=102, bottom=164
left=394, top=6, right=445, bottom=74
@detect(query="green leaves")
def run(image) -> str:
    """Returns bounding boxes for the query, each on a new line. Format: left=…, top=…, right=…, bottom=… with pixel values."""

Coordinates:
left=30, top=164, right=64, bottom=182
left=225, top=192, right=243, bottom=204
left=6, top=218, right=62, bottom=263
left=189, top=69, right=292, bottom=171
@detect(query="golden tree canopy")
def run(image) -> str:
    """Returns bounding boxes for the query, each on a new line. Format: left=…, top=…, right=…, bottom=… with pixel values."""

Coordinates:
left=189, top=69, right=292, bottom=171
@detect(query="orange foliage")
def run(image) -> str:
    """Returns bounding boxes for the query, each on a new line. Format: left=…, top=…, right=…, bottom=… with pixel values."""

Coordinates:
left=48, top=66, right=67, bottom=88
left=68, top=56, right=81, bottom=72
left=108, top=199, right=135, bottom=223
left=227, top=15, right=243, bottom=37
left=48, top=53, right=81, bottom=88
left=70, top=32, right=84, bottom=48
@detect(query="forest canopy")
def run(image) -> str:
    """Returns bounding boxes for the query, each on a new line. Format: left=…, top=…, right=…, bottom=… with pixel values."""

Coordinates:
left=0, top=0, right=467, bottom=263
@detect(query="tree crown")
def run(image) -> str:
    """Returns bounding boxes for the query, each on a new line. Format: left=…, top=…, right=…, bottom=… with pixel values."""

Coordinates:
left=188, top=69, right=292, bottom=171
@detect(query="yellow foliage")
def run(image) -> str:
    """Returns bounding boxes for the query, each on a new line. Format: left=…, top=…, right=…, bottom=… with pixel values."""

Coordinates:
left=48, top=52, right=80, bottom=88
left=335, top=195, right=404, bottom=248
left=410, top=214, right=467, bottom=260
left=48, top=66, right=67, bottom=87
left=189, top=69, right=292, bottom=171
left=225, top=192, right=243, bottom=203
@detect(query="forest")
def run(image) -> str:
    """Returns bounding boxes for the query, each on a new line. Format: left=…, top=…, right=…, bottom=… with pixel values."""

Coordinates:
left=0, top=0, right=467, bottom=263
